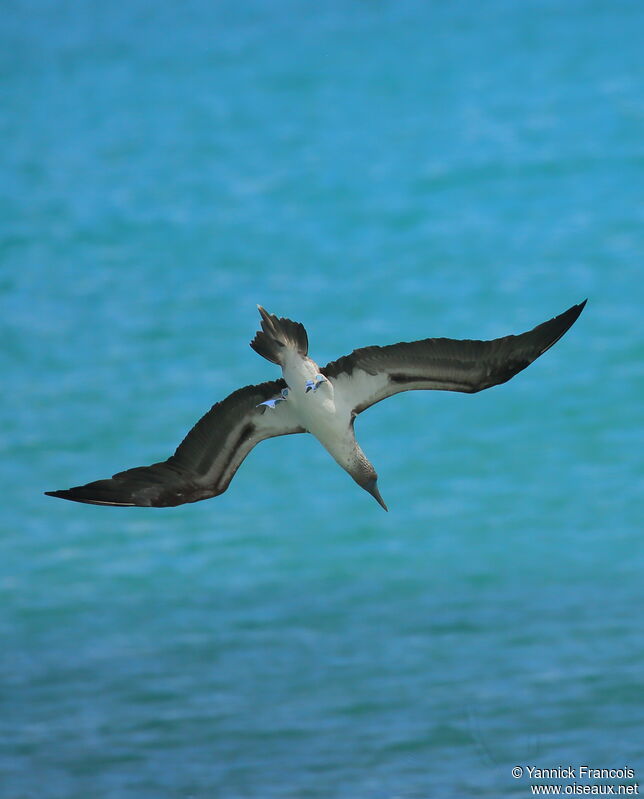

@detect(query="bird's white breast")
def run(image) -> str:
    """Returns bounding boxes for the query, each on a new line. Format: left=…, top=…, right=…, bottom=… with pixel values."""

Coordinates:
left=282, top=352, right=355, bottom=465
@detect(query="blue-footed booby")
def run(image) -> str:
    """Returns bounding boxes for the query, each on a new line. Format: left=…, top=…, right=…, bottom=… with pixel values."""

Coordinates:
left=45, top=300, right=586, bottom=510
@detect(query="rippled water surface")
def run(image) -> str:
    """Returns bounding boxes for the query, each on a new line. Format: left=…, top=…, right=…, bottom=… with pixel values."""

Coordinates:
left=1, top=1, right=643, bottom=796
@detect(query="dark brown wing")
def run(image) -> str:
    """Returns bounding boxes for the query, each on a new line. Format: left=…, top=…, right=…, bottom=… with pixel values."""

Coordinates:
left=322, top=301, right=586, bottom=414
left=45, top=379, right=305, bottom=507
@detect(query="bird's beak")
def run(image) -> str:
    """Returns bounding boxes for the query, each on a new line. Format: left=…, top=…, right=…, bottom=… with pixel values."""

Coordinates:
left=365, top=478, right=388, bottom=511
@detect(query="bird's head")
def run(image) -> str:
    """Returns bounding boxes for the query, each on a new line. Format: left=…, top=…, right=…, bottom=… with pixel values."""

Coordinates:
left=352, top=455, right=388, bottom=512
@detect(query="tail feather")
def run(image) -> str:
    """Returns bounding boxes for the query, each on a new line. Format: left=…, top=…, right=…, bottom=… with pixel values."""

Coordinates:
left=250, top=306, right=309, bottom=365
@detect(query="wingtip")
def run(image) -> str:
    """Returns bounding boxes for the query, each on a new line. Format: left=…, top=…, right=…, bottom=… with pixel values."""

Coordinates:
left=45, top=488, right=82, bottom=503
left=566, top=298, right=588, bottom=325
left=44, top=487, right=138, bottom=506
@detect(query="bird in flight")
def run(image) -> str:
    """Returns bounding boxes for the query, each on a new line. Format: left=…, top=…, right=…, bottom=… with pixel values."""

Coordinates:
left=46, top=300, right=586, bottom=511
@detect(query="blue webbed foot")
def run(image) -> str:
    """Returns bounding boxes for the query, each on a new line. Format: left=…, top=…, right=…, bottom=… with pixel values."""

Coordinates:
left=305, top=374, right=327, bottom=393
left=257, top=388, right=289, bottom=408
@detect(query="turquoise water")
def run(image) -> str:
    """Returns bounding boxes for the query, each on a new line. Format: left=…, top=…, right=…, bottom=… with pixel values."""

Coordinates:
left=2, top=1, right=643, bottom=796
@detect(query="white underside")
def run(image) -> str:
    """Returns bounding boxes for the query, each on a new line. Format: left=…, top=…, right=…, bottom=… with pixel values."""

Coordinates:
left=281, top=351, right=359, bottom=469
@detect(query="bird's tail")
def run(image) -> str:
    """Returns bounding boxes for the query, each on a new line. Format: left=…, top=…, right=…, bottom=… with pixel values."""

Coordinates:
left=250, top=306, right=309, bottom=365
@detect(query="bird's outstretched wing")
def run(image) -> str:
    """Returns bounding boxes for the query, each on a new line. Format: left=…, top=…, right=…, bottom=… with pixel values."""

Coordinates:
left=322, top=301, right=586, bottom=415
left=45, top=380, right=305, bottom=507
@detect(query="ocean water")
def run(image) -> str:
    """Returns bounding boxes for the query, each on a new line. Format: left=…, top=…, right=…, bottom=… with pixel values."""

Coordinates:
left=1, top=1, right=643, bottom=797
